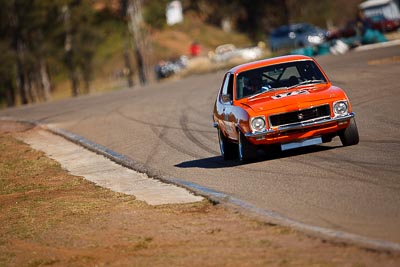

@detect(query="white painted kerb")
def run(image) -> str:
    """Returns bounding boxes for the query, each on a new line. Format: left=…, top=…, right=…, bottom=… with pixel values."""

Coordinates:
left=18, top=130, right=203, bottom=205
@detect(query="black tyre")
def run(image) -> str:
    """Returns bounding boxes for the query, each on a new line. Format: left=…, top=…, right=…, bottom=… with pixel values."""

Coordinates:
left=238, top=130, right=257, bottom=163
left=339, top=118, right=360, bottom=146
left=322, top=135, right=333, bottom=143
left=218, top=129, right=238, bottom=160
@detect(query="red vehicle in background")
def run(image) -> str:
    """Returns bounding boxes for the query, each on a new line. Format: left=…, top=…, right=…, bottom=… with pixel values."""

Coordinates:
left=359, top=0, right=400, bottom=32
left=369, top=14, right=400, bottom=32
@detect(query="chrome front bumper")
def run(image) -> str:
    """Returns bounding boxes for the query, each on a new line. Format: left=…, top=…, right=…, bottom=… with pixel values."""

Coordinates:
left=244, top=113, right=355, bottom=138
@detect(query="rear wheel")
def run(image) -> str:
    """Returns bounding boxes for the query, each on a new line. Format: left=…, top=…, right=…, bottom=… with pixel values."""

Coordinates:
left=218, top=129, right=238, bottom=160
left=339, top=118, right=359, bottom=146
left=238, top=130, right=257, bottom=163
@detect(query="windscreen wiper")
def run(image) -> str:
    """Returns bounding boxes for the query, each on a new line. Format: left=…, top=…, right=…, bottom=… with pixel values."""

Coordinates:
left=248, top=86, right=274, bottom=99
left=287, top=79, right=326, bottom=90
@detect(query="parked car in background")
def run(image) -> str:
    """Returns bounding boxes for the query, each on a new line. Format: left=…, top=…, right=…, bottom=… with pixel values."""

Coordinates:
left=359, top=0, right=400, bottom=32
left=211, top=44, right=263, bottom=63
left=269, top=23, right=327, bottom=51
left=213, top=55, right=359, bottom=162
left=369, top=14, right=400, bottom=32
left=154, top=56, right=188, bottom=80
left=359, top=0, right=400, bottom=21
left=326, top=21, right=357, bottom=40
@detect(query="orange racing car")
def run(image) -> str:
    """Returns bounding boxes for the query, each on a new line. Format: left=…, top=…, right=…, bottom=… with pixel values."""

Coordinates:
left=213, top=55, right=359, bottom=162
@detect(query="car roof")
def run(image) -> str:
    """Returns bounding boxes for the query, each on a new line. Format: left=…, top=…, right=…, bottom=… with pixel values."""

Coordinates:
left=359, top=0, right=392, bottom=9
left=227, top=55, right=314, bottom=74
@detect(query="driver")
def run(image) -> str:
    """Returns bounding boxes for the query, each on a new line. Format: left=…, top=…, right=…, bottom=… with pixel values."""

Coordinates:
left=243, top=76, right=262, bottom=96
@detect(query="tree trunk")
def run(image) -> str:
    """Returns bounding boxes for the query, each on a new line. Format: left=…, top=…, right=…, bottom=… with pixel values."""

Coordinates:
left=5, top=79, right=16, bottom=107
left=127, top=0, right=148, bottom=85
left=70, top=68, right=80, bottom=97
left=63, top=4, right=79, bottom=97
left=83, top=77, right=91, bottom=94
left=135, top=47, right=146, bottom=85
left=123, top=43, right=134, bottom=88
left=40, top=59, right=52, bottom=101
left=27, top=71, right=38, bottom=103
left=15, top=45, right=29, bottom=105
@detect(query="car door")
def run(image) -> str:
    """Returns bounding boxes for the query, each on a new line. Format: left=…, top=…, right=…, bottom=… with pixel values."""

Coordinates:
left=219, top=73, right=236, bottom=138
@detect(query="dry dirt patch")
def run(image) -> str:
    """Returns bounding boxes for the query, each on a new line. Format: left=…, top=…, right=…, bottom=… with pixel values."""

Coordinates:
left=0, top=121, right=399, bottom=267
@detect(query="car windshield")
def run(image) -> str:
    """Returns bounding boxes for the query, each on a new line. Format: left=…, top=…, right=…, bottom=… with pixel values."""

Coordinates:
left=236, top=60, right=327, bottom=99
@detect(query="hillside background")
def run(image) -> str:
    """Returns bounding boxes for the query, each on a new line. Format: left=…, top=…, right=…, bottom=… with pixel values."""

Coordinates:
left=0, top=0, right=363, bottom=108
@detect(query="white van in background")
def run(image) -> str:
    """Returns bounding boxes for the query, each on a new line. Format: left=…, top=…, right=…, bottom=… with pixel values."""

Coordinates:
left=359, top=0, right=400, bottom=20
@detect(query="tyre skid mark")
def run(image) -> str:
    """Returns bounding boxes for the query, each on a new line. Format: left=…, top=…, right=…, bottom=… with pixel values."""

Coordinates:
left=179, top=113, right=219, bottom=156
left=293, top=153, right=400, bottom=191
left=116, top=108, right=214, bottom=134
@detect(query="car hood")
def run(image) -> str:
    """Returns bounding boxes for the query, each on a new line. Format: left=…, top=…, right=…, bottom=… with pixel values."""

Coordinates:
left=240, top=85, right=344, bottom=114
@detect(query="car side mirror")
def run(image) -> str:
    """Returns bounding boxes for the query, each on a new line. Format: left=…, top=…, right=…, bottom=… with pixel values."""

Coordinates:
left=221, top=94, right=232, bottom=104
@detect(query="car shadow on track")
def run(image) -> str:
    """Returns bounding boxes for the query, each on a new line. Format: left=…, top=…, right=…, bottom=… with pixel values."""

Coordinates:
left=175, top=145, right=339, bottom=169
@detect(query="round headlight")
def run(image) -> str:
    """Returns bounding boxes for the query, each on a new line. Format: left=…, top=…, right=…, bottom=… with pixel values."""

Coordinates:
left=251, top=117, right=266, bottom=132
left=334, top=101, right=348, bottom=116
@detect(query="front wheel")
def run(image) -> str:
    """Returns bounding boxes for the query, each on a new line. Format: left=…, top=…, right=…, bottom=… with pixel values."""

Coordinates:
left=238, top=130, right=257, bottom=163
left=218, top=129, right=238, bottom=160
left=339, top=118, right=360, bottom=146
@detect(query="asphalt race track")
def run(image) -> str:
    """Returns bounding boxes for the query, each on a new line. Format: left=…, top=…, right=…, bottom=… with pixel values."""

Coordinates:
left=2, top=44, right=399, bottom=248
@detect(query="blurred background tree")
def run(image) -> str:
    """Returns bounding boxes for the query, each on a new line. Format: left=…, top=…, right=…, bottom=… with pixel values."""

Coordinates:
left=62, top=0, right=102, bottom=96
left=0, top=0, right=16, bottom=107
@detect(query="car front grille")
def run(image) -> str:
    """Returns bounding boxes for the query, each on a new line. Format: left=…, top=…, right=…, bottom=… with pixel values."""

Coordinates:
left=269, top=104, right=331, bottom=127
